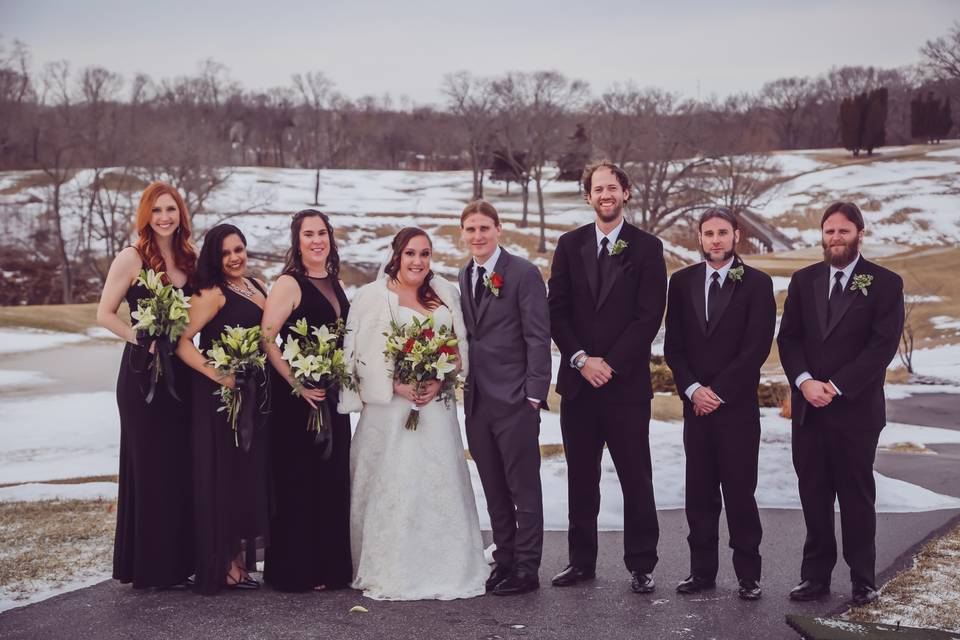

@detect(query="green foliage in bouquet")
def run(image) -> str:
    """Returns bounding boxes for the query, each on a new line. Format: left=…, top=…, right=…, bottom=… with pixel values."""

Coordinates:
left=206, top=325, right=267, bottom=448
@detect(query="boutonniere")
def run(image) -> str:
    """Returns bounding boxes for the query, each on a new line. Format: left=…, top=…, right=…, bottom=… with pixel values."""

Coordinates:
left=850, top=273, right=873, bottom=296
left=727, top=265, right=744, bottom=282
left=484, top=272, right=503, bottom=297
left=609, top=239, right=628, bottom=256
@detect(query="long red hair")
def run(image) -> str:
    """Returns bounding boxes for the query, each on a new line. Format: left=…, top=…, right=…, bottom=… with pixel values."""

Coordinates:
left=133, top=182, right=198, bottom=281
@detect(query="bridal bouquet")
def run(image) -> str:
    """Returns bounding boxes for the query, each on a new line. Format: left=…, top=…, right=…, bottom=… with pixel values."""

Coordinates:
left=130, top=268, right=191, bottom=403
left=280, top=317, right=354, bottom=458
left=383, top=315, right=460, bottom=430
left=206, top=325, right=268, bottom=451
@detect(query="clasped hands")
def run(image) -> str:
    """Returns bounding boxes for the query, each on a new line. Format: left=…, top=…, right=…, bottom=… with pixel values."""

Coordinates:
left=692, top=386, right=723, bottom=416
left=799, top=379, right=837, bottom=408
left=395, top=379, right=442, bottom=407
left=580, top=356, right=613, bottom=388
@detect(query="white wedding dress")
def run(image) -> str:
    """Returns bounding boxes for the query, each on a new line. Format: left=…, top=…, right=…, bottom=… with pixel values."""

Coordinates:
left=350, top=305, right=488, bottom=600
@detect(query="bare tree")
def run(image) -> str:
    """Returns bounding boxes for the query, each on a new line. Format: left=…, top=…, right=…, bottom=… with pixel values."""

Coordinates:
left=760, top=76, right=821, bottom=150
left=442, top=71, right=495, bottom=200
left=922, top=21, right=960, bottom=80
left=292, top=70, right=348, bottom=205
left=588, top=82, right=651, bottom=165
left=697, top=153, right=781, bottom=216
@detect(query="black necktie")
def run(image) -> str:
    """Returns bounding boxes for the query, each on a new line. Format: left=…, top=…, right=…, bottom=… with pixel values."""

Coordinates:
left=828, top=271, right=844, bottom=322
left=597, top=237, right=609, bottom=297
left=474, top=265, right=486, bottom=306
left=707, top=272, right=720, bottom=325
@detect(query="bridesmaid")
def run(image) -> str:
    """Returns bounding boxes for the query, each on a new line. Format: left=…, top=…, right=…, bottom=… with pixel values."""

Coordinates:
left=96, top=182, right=196, bottom=589
left=261, top=209, right=352, bottom=591
left=176, top=224, right=270, bottom=593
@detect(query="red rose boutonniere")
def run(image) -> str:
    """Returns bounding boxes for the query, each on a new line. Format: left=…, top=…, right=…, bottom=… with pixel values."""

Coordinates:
left=484, top=272, right=503, bottom=297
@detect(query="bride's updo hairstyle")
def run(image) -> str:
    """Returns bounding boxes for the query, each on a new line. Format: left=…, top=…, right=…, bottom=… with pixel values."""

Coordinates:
left=384, top=227, right=443, bottom=311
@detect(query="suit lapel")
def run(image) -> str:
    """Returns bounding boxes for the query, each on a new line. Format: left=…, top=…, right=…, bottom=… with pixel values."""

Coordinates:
left=579, top=231, right=599, bottom=304
left=824, top=261, right=867, bottom=338
left=812, top=263, right=829, bottom=339
left=596, top=223, right=631, bottom=310
left=706, top=258, right=741, bottom=337
left=689, top=263, right=708, bottom=335
left=474, top=250, right=507, bottom=327
left=459, top=262, right=476, bottom=330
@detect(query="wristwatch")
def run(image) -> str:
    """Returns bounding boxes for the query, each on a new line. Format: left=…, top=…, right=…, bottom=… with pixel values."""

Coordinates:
left=574, top=354, right=588, bottom=370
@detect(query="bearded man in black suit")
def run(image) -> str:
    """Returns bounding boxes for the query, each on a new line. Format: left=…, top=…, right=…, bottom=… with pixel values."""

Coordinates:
left=777, top=201, right=904, bottom=606
left=664, top=207, right=776, bottom=601
left=548, top=161, right=667, bottom=593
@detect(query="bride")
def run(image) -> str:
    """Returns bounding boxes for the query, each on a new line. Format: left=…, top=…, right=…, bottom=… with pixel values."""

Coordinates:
left=338, top=227, right=488, bottom=600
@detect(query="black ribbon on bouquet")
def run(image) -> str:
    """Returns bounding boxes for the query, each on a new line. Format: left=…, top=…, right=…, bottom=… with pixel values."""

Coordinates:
left=137, top=332, right=181, bottom=404
left=305, top=381, right=335, bottom=461
left=233, top=369, right=264, bottom=454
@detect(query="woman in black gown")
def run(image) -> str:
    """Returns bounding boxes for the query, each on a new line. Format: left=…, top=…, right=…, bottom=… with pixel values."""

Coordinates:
left=261, top=209, right=352, bottom=591
left=176, top=224, right=271, bottom=593
left=96, top=182, right=196, bottom=589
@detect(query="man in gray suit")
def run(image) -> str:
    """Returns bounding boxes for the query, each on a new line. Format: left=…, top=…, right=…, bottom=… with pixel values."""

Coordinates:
left=458, top=200, right=551, bottom=596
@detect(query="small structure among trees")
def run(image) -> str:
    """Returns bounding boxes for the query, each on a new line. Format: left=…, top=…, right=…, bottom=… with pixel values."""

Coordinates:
left=910, top=92, right=954, bottom=143
left=838, top=87, right=888, bottom=156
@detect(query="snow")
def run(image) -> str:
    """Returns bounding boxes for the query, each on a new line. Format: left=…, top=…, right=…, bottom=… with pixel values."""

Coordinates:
left=0, top=370, right=50, bottom=389
left=900, top=343, right=960, bottom=383
left=0, top=482, right=118, bottom=502
left=0, top=573, right=112, bottom=615
left=0, top=329, right=89, bottom=355
left=884, top=383, right=960, bottom=400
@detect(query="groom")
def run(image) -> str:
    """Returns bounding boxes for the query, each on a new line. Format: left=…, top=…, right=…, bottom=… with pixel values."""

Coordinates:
left=458, top=200, right=551, bottom=596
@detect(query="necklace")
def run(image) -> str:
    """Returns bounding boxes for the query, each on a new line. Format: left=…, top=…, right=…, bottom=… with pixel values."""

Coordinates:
left=227, top=279, right=256, bottom=298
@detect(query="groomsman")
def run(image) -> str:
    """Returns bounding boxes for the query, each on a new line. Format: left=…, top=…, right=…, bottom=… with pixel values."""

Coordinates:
left=663, top=208, right=776, bottom=601
left=548, top=161, right=667, bottom=593
left=458, top=200, right=551, bottom=596
left=777, top=202, right=904, bottom=605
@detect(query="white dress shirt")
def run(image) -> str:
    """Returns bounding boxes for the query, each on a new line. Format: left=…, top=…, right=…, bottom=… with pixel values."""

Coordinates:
left=569, top=220, right=626, bottom=369
left=685, top=258, right=735, bottom=401
left=794, top=253, right=861, bottom=395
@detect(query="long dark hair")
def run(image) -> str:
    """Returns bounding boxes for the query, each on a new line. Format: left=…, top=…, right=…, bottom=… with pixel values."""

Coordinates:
left=384, top=227, right=442, bottom=311
left=195, top=224, right=247, bottom=291
left=282, top=209, right=341, bottom=277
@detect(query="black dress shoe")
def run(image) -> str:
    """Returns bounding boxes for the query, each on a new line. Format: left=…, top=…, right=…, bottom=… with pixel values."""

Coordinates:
left=630, top=571, right=655, bottom=594
left=492, top=569, right=539, bottom=596
left=226, top=573, right=260, bottom=590
left=551, top=565, right=595, bottom=587
left=788, top=579, right=829, bottom=601
left=676, top=575, right=716, bottom=594
left=737, top=579, right=762, bottom=601
left=486, top=565, right=512, bottom=592
left=851, top=583, right=879, bottom=606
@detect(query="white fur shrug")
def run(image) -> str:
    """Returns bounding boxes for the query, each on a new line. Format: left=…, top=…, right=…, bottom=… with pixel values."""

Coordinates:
left=337, top=276, right=469, bottom=414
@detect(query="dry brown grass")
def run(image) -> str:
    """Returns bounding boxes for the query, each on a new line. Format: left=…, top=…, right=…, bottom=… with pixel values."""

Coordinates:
left=0, top=171, right=75, bottom=195
left=0, top=499, right=115, bottom=602
left=844, top=522, right=960, bottom=633
left=0, top=303, right=120, bottom=334
left=882, top=442, right=931, bottom=454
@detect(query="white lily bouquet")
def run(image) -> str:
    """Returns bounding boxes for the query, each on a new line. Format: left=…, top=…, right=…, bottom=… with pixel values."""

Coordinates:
left=280, top=318, right=355, bottom=457
left=383, top=315, right=460, bottom=431
left=130, top=268, right=191, bottom=403
left=206, top=325, right=268, bottom=451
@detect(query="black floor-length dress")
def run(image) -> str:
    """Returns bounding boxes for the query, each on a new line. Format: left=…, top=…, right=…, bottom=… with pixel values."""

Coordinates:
left=264, top=273, right=353, bottom=591
left=191, top=280, right=271, bottom=594
left=113, top=279, right=194, bottom=588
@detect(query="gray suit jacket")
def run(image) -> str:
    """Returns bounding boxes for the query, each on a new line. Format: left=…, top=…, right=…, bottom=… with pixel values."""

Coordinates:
left=459, top=248, right=552, bottom=419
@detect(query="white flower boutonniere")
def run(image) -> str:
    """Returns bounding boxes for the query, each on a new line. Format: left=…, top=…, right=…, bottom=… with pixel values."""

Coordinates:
left=727, top=265, right=744, bottom=282
left=609, top=239, right=628, bottom=256
left=850, top=273, right=874, bottom=296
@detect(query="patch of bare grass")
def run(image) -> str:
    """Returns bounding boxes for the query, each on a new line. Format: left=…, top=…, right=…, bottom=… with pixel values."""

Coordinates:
left=0, top=303, right=114, bottom=334
left=844, top=522, right=960, bottom=633
left=882, top=442, right=931, bottom=454
left=0, top=499, right=115, bottom=603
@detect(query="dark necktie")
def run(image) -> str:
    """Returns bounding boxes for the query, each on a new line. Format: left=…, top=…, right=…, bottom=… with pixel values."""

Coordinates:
left=597, top=237, right=609, bottom=297
left=707, top=271, right=720, bottom=325
left=828, top=271, right=844, bottom=322
left=474, top=265, right=486, bottom=306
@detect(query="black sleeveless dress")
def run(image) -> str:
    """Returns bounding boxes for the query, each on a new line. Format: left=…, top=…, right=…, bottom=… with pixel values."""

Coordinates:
left=264, top=273, right=353, bottom=591
left=113, top=279, right=194, bottom=588
left=191, top=280, right=271, bottom=594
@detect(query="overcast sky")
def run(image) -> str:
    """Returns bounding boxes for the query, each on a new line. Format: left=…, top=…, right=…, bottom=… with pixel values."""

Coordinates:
left=3, top=0, right=957, bottom=106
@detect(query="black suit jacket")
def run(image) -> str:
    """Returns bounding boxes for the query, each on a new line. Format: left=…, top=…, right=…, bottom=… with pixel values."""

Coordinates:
left=664, top=258, right=776, bottom=418
left=548, top=221, right=667, bottom=403
left=777, top=257, right=904, bottom=430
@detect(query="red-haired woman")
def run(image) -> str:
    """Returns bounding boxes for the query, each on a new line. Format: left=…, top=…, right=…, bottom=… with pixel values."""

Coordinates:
left=97, top=182, right=197, bottom=588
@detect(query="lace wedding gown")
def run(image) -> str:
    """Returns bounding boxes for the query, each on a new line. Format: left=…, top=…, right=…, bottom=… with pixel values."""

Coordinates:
left=350, top=305, right=487, bottom=600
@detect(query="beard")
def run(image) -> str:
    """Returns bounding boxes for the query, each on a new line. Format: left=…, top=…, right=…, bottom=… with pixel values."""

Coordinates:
left=594, top=201, right=623, bottom=224
left=822, top=235, right=860, bottom=268
left=700, top=245, right=735, bottom=264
